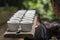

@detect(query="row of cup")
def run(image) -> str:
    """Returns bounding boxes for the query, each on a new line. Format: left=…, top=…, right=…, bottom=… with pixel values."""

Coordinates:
left=19, top=10, right=35, bottom=31
left=7, top=10, right=26, bottom=32
left=7, top=10, right=35, bottom=32
left=23, top=10, right=35, bottom=21
left=10, top=10, right=26, bottom=21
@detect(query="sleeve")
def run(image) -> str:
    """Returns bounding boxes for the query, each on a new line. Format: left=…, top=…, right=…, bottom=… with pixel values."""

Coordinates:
left=34, top=26, right=42, bottom=40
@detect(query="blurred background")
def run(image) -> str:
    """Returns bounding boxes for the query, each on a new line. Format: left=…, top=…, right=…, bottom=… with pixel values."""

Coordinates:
left=0, top=0, right=60, bottom=40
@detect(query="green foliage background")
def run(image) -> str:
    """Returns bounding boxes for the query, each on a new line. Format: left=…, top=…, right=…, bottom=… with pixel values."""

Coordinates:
left=23, top=0, right=56, bottom=21
left=0, top=0, right=57, bottom=21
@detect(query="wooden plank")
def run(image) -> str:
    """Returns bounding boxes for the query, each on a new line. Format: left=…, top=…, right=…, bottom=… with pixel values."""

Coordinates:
left=4, top=23, right=35, bottom=38
left=4, top=10, right=36, bottom=38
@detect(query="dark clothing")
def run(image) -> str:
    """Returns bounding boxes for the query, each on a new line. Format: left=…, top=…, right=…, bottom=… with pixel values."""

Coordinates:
left=34, top=24, right=49, bottom=40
